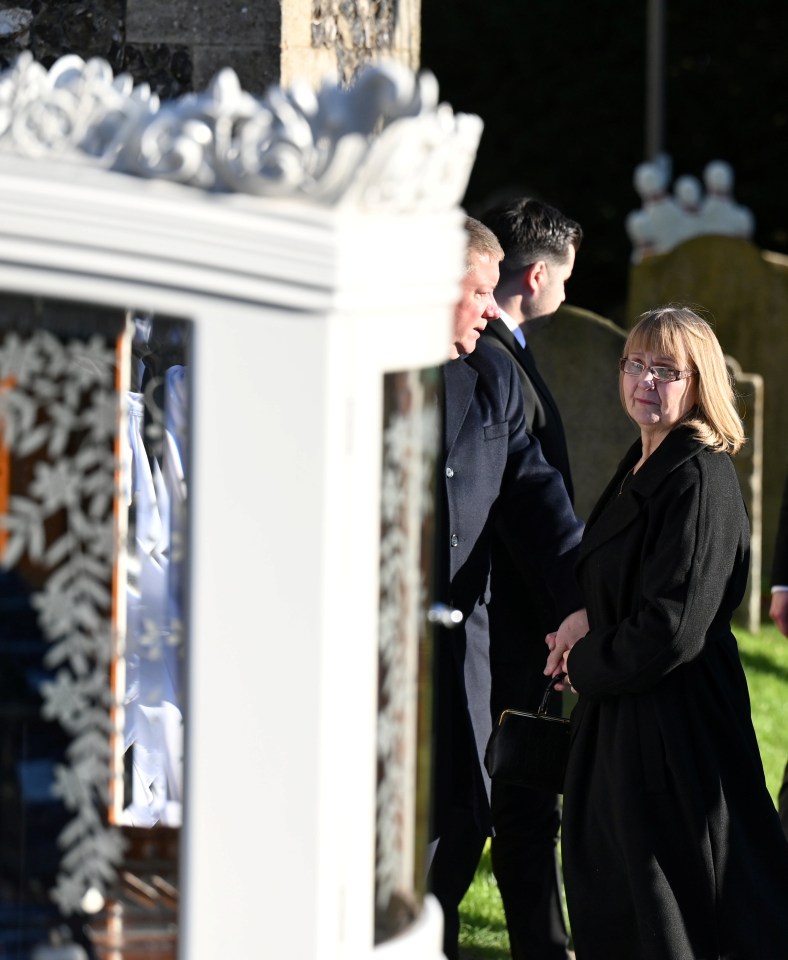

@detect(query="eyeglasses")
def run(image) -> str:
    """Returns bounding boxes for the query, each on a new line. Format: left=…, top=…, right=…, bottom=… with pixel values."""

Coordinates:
left=619, top=358, right=696, bottom=383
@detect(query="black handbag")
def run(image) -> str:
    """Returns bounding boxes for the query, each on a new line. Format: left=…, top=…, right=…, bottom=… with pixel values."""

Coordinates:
left=484, top=673, right=570, bottom=794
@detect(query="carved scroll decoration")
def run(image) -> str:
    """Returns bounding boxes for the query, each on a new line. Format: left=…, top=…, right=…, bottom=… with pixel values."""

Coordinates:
left=0, top=52, right=482, bottom=211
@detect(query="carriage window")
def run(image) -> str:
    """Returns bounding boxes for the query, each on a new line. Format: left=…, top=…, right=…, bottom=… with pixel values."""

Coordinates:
left=0, top=294, right=190, bottom=957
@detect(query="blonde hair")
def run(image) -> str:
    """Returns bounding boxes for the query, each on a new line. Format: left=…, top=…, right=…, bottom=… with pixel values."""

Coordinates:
left=622, top=306, right=746, bottom=455
left=463, top=216, right=504, bottom=272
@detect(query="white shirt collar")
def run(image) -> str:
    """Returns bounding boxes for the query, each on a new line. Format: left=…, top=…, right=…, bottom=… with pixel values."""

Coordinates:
left=498, top=309, right=526, bottom=348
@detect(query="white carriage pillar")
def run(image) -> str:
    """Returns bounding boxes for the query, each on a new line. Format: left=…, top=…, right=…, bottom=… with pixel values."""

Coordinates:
left=184, top=204, right=464, bottom=960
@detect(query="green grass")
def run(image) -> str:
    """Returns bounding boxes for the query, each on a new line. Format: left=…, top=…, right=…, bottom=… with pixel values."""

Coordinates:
left=458, top=623, right=788, bottom=959
left=457, top=842, right=512, bottom=959
left=737, top=623, right=788, bottom=800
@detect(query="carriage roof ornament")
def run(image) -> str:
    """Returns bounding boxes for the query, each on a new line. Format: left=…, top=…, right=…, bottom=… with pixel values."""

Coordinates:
left=0, top=52, right=483, bottom=212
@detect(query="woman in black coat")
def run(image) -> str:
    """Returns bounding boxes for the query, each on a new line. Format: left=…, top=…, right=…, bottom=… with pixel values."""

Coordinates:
left=547, top=306, right=788, bottom=959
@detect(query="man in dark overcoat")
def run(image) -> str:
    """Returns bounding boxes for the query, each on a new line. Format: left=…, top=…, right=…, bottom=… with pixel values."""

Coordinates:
left=427, top=217, right=586, bottom=960
left=479, top=197, right=582, bottom=960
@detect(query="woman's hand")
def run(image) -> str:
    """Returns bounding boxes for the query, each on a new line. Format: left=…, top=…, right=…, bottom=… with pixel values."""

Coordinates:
left=545, top=607, right=588, bottom=688
left=560, top=649, right=578, bottom=693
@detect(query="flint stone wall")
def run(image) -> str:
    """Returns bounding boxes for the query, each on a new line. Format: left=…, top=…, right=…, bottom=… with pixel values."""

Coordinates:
left=0, top=0, right=420, bottom=98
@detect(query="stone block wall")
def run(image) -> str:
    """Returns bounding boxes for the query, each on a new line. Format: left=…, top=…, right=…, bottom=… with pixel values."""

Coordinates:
left=0, top=0, right=420, bottom=97
left=125, top=0, right=281, bottom=94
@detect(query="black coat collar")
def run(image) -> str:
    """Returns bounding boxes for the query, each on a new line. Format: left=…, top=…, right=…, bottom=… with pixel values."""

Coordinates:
left=580, top=426, right=706, bottom=559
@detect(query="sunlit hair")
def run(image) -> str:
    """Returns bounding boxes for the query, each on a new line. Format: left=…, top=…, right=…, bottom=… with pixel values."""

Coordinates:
left=480, top=197, right=583, bottom=277
left=463, top=216, right=504, bottom=273
left=621, top=305, right=746, bottom=455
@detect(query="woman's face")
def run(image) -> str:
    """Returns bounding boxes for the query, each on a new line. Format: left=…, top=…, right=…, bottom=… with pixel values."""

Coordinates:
left=621, top=346, right=698, bottom=433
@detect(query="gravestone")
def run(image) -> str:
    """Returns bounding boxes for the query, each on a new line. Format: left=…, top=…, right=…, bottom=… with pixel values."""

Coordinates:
left=726, top=357, right=764, bottom=631
left=526, top=304, right=637, bottom=523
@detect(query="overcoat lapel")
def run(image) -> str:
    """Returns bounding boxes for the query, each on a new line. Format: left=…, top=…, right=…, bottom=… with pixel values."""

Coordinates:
left=444, top=357, right=477, bottom=455
left=485, top=318, right=522, bottom=359
left=580, top=427, right=706, bottom=561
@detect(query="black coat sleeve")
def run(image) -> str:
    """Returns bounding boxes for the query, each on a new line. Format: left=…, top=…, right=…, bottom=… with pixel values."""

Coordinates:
left=480, top=349, right=584, bottom=620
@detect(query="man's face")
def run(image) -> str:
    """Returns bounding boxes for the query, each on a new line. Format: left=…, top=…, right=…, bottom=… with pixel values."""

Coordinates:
left=451, top=252, right=500, bottom=358
left=526, top=245, right=576, bottom=322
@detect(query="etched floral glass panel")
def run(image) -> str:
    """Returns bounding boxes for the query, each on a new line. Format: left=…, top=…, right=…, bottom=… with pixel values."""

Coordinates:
left=0, top=294, right=190, bottom=958
left=374, top=366, right=440, bottom=944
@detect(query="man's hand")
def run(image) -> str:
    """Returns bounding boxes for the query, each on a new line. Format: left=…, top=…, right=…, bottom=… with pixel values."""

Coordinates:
left=770, top=591, right=788, bottom=637
left=545, top=607, right=588, bottom=686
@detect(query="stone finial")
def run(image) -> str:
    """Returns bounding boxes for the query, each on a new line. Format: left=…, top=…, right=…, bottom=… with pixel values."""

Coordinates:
left=626, top=157, right=756, bottom=259
left=672, top=174, right=703, bottom=244
left=674, top=174, right=702, bottom=212
left=700, top=160, right=755, bottom=239
left=633, top=160, right=667, bottom=201
left=627, top=160, right=684, bottom=259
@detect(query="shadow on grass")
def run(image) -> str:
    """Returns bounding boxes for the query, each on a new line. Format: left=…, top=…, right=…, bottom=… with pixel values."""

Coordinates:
left=459, top=945, right=511, bottom=960
left=739, top=647, right=788, bottom=685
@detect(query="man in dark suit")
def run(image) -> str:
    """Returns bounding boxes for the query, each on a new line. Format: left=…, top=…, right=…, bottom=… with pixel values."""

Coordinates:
left=478, top=198, right=583, bottom=960
left=428, top=217, right=587, bottom=960
left=769, top=470, right=788, bottom=837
